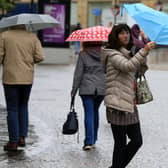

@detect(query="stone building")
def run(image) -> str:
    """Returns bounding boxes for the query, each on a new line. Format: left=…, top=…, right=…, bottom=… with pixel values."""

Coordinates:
left=10, top=0, right=168, bottom=28
left=71, top=0, right=168, bottom=28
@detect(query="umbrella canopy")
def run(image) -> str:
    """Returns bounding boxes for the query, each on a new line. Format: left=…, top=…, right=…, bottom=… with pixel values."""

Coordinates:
left=66, top=26, right=112, bottom=41
left=0, top=13, right=59, bottom=31
left=124, top=3, right=168, bottom=45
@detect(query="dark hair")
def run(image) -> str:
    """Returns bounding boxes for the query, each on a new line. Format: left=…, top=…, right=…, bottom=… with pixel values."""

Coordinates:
left=82, top=41, right=103, bottom=48
left=74, top=22, right=82, bottom=31
left=106, top=24, right=133, bottom=50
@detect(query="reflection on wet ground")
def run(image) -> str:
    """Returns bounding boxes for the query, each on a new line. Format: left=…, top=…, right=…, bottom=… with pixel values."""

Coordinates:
left=0, top=105, right=38, bottom=163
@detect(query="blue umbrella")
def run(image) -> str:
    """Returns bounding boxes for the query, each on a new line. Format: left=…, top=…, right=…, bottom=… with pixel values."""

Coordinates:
left=124, top=3, right=168, bottom=45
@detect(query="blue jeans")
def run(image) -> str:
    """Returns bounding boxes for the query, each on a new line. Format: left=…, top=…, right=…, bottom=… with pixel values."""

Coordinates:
left=81, top=95, right=104, bottom=145
left=3, top=84, right=32, bottom=142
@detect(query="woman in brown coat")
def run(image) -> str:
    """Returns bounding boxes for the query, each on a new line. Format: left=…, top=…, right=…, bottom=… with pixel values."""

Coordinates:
left=0, top=25, right=45, bottom=151
left=101, top=24, right=155, bottom=168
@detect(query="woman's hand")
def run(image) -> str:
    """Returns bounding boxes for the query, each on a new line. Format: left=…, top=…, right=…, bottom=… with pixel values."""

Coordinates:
left=144, top=41, right=155, bottom=52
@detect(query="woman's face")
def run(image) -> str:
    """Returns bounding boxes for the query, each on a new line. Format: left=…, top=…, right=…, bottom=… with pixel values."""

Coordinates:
left=118, top=30, right=130, bottom=47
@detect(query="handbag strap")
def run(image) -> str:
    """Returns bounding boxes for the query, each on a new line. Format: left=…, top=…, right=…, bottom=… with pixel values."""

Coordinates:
left=70, top=96, right=75, bottom=111
left=140, top=75, right=146, bottom=82
left=142, top=74, right=146, bottom=80
left=137, top=74, right=146, bottom=82
left=70, top=96, right=80, bottom=143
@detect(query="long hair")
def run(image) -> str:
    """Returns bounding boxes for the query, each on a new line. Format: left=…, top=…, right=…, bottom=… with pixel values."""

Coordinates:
left=82, top=41, right=103, bottom=49
left=106, top=24, right=133, bottom=50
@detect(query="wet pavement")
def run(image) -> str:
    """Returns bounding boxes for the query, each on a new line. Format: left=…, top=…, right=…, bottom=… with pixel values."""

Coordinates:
left=0, top=65, right=168, bottom=168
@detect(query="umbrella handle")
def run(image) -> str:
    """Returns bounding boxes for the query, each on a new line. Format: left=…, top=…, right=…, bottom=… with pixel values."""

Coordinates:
left=28, top=21, right=34, bottom=31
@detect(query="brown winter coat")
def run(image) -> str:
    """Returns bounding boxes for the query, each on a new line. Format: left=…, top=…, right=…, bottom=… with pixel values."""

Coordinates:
left=0, top=30, right=45, bottom=84
left=101, top=47, right=148, bottom=113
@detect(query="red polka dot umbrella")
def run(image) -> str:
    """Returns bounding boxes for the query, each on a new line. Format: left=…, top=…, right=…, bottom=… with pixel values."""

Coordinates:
left=66, top=26, right=112, bottom=42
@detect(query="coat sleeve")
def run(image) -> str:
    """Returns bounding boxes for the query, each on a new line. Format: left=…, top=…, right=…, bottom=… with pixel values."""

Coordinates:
left=33, top=36, right=45, bottom=63
left=137, top=57, right=148, bottom=76
left=0, top=33, right=5, bottom=64
left=110, top=48, right=149, bottom=72
left=71, top=53, right=84, bottom=96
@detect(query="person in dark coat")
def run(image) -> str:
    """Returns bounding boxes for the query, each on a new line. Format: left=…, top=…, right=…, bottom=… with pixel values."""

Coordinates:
left=131, top=24, right=150, bottom=77
left=131, top=24, right=150, bottom=53
left=71, top=41, right=105, bottom=151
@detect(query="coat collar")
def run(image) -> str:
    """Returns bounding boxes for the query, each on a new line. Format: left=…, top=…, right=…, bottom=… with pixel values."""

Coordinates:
left=119, top=47, right=131, bottom=59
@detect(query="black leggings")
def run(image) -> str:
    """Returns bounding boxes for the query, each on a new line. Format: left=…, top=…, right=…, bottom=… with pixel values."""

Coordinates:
left=110, top=123, right=143, bottom=168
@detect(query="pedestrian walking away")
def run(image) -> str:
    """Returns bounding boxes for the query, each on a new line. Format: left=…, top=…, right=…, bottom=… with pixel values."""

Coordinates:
left=0, top=25, right=45, bottom=151
left=71, top=41, right=105, bottom=151
left=101, top=24, right=155, bottom=168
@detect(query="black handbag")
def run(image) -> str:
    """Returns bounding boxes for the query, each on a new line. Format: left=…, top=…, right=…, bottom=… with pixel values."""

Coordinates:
left=62, top=97, right=78, bottom=135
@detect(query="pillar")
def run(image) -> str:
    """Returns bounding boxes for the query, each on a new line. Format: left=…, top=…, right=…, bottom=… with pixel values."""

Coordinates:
left=77, top=0, right=88, bottom=28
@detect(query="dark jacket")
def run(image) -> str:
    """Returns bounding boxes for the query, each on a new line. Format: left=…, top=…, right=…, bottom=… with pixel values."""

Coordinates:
left=131, top=24, right=149, bottom=53
left=71, top=47, right=105, bottom=96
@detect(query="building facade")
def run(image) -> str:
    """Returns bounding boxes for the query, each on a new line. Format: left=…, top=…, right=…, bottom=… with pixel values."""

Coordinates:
left=4, top=0, right=168, bottom=64
left=11, top=0, right=168, bottom=28
left=71, top=0, right=165, bottom=28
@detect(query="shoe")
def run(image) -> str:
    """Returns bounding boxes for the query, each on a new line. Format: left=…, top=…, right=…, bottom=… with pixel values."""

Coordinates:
left=4, top=142, right=18, bottom=151
left=18, top=137, right=26, bottom=147
left=91, top=144, right=96, bottom=149
left=82, top=144, right=93, bottom=151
